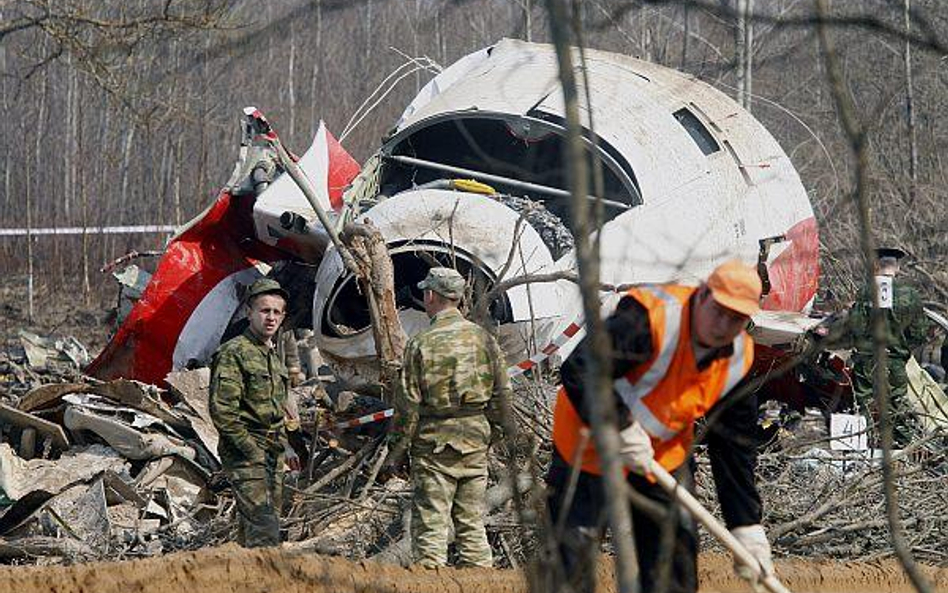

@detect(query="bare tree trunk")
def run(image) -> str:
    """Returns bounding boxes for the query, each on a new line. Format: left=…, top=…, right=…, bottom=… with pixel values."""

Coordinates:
left=745, top=0, right=754, bottom=111
left=288, top=18, right=296, bottom=141
left=28, top=61, right=50, bottom=321
left=174, top=136, right=183, bottom=225
left=25, top=143, right=34, bottom=324
left=310, top=0, right=322, bottom=137
left=543, top=1, right=638, bottom=591
left=266, top=1, right=273, bottom=65
left=157, top=136, right=170, bottom=226
left=121, top=126, right=137, bottom=212
left=197, top=36, right=210, bottom=213
left=364, top=0, right=374, bottom=66
left=681, top=3, right=689, bottom=69
left=641, top=10, right=653, bottom=62
left=735, top=0, right=748, bottom=108
left=903, top=0, right=918, bottom=201
left=96, top=90, right=111, bottom=267
left=64, top=55, right=76, bottom=220
left=340, top=222, right=407, bottom=400
left=435, top=3, right=446, bottom=63
left=412, top=0, right=421, bottom=92
left=78, top=82, right=90, bottom=300
left=3, top=151, right=9, bottom=213
left=814, top=3, right=931, bottom=592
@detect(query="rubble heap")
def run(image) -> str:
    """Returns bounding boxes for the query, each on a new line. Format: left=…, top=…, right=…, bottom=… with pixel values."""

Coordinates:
left=2, top=329, right=946, bottom=568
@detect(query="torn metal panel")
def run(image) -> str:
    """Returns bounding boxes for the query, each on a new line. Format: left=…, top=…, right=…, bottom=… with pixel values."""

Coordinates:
left=63, top=406, right=195, bottom=461
left=112, top=264, right=152, bottom=325
left=0, top=490, right=55, bottom=536
left=165, top=368, right=219, bottom=461
left=89, top=379, right=187, bottom=430
left=135, top=456, right=176, bottom=490
left=86, top=115, right=361, bottom=387
left=44, top=479, right=110, bottom=556
left=0, top=443, right=127, bottom=501
left=16, top=382, right=94, bottom=413
left=84, top=190, right=289, bottom=386
left=107, top=501, right=144, bottom=539
left=251, top=122, right=359, bottom=258
left=0, top=403, right=70, bottom=450
left=906, top=356, right=948, bottom=433
left=749, top=310, right=823, bottom=349
left=171, top=265, right=269, bottom=373
left=101, top=470, right=146, bottom=508
left=17, top=330, right=89, bottom=370
left=0, top=535, right=93, bottom=560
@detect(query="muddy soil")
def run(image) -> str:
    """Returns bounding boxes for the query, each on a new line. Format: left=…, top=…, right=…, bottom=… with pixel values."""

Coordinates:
left=1, top=545, right=945, bottom=593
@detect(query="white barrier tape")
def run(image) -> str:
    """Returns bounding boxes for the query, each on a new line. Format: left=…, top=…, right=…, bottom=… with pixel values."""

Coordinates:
left=0, top=225, right=177, bottom=237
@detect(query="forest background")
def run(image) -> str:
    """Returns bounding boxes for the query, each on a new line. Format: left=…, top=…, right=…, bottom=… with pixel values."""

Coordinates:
left=1, top=0, right=946, bottom=317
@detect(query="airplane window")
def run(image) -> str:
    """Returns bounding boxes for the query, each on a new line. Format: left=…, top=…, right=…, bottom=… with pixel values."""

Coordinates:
left=673, top=108, right=720, bottom=156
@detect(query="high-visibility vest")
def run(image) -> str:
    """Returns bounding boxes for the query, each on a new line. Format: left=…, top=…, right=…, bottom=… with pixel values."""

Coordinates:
left=552, top=284, right=754, bottom=474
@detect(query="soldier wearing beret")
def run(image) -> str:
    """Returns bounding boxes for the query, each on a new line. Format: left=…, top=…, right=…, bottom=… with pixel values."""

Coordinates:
left=210, top=278, right=291, bottom=547
left=384, top=267, right=511, bottom=568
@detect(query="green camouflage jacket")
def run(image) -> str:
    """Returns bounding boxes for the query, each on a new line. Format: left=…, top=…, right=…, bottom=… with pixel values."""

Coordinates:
left=847, top=279, right=931, bottom=361
left=210, top=329, right=289, bottom=464
left=388, top=308, right=510, bottom=460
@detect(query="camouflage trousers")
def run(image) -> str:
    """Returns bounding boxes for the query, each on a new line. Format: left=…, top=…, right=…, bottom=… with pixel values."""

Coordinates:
left=851, top=355, right=920, bottom=448
left=410, top=446, right=492, bottom=568
left=228, top=448, right=285, bottom=548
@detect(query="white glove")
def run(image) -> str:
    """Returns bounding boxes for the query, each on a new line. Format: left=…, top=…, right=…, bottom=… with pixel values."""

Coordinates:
left=730, top=524, right=774, bottom=590
left=618, top=420, right=654, bottom=476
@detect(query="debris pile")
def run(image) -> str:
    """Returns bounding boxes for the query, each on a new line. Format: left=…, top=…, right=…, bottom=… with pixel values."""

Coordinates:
left=694, top=406, right=948, bottom=565
left=0, top=330, right=540, bottom=567
left=0, top=333, right=228, bottom=561
left=3, top=327, right=947, bottom=569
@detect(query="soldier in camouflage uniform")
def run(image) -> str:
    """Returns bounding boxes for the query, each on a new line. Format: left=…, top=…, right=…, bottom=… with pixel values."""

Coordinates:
left=210, top=278, right=290, bottom=547
left=384, top=267, right=511, bottom=568
left=847, top=247, right=932, bottom=446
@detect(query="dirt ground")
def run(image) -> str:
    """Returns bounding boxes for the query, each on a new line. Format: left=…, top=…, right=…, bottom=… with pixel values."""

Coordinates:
left=0, top=277, right=114, bottom=354
left=1, top=545, right=945, bottom=593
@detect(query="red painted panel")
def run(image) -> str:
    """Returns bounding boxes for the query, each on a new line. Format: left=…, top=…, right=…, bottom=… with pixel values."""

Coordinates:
left=762, top=216, right=820, bottom=312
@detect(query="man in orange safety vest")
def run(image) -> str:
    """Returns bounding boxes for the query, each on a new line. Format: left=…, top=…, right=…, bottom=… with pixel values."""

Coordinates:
left=547, top=259, right=773, bottom=593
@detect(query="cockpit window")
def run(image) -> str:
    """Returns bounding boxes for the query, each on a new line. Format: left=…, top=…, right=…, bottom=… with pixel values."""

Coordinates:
left=673, top=108, right=720, bottom=156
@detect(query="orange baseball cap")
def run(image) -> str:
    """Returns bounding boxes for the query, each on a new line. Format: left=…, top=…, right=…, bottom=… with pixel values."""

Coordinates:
left=707, top=259, right=762, bottom=316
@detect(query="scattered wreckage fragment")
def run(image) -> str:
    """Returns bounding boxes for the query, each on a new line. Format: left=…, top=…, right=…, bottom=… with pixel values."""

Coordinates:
left=0, top=329, right=413, bottom=564
left=0, top=344, right=225, bottom=561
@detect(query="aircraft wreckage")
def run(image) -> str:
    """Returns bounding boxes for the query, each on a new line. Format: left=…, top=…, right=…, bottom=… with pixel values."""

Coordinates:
left=89, top=38, right=832, bottom=404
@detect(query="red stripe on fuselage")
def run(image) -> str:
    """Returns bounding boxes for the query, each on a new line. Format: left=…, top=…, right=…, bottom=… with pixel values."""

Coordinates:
left=761, top=216, right=820, bottom=312
left=87, top=191, right=285, bottom=386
